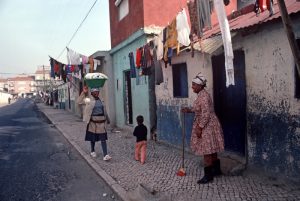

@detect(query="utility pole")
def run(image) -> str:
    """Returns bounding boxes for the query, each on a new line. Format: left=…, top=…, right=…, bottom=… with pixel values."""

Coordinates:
left=43, top=65, right=46, bottom=92
left=277, top=0, right=300, bottom=78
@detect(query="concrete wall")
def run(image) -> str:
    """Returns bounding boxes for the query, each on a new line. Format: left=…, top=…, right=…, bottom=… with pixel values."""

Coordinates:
left=90, top=51, right=116, bottom=126
left=155, top=14, right=300, bottom=181
left=156, top=50, right=214, bottom=148
left=102, top=53, right=116, bottom=126
left=0, top=91, right=12, bottom=104
left=70, top=78, right=81, bottom=116
left=239, top=17, right=300, bottom=181
left=57, top=83, right=68, bottom=110
left=111, top=31, right=152, bottom=130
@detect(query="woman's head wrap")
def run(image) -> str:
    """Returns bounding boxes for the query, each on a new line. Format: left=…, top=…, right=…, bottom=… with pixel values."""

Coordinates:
left=90, top=88, right=100, bottom=92
left=192, top=73, right=207, bottom=86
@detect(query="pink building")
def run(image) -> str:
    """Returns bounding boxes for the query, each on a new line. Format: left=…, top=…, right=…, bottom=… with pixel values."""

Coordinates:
left=8, top=76, right=35, bottom=95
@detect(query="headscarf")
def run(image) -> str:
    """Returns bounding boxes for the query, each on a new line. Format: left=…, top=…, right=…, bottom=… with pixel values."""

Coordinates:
left=90, top=88, right=100, bottom=92
left=192, top=72, right=207, bottom=86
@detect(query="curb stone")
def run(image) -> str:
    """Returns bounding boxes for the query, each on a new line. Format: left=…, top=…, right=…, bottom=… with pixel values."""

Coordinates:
left=39, top=106, right=130, bottom=201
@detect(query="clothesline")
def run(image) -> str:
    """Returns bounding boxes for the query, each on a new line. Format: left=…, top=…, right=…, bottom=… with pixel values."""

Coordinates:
left=48, top=47, right=101, bottom=83
left=129, top=0, right=235, bottom=87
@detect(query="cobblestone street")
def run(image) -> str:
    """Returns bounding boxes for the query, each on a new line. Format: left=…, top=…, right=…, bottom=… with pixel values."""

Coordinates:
left=37, top=103, right=300, bottom=201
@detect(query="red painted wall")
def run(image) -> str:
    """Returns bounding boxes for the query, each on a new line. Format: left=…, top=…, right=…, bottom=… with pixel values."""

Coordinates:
left=143, top=0, right=188, bottom=27
left=109, top=0, right=144, bottom=48
left=109, top=0, right=238, bottom=48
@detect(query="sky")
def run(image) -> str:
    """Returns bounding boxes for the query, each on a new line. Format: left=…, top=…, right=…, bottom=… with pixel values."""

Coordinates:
left=0, top=0, right=111, bottom=77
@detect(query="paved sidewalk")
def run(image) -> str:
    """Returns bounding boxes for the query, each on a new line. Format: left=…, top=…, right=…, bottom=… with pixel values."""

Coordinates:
left=36, top=103, right=300, bottom=201
left=0, top=103, right=7, bottom=108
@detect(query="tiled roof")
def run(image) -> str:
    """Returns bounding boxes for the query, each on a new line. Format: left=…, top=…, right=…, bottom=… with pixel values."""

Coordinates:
left=35, top=70, right=50, bottom=74
left=9, top=76, right=34, bottom=81
left=199, top=33, right=237, bottom=54
left=203, top=0, right=300, bottom=39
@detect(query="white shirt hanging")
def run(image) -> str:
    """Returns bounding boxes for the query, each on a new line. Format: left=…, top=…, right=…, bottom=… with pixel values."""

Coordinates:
left=176, top=8, right=191, bottom=47
left=154, top=32, right=164, bottom=60
left=67, top=48, right=81, bottom=65
left=213, top=0, right=235, bottom=87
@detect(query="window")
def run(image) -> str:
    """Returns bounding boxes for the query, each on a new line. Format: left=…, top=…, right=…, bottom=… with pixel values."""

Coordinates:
left=117, top=0, right=129, bottom=21
left=172, top=63, right=188, bottom=98
left=295, top=39, right=300, bottom=99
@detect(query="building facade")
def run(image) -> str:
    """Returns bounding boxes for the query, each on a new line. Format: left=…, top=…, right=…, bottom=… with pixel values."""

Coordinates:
left=109, top=0, right=192, bottom=131
left=0, top=78, right=7, bottom=91
left=7, top=75, right=35, bottom=96
left=34, top=66, right=51, bottom=92
left=156, top=0, right=300, bottom=182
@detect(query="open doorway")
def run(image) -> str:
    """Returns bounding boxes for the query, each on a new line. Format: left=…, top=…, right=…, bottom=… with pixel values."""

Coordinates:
left=212, top=50, right=247, bottom=156
left=124, top=70, right=133, bottom=125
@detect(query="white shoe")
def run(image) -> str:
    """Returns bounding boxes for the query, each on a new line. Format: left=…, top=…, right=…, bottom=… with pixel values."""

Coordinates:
left=90, top=152, right=97, bottom=158
left=103, top=155, right=112, bottom=161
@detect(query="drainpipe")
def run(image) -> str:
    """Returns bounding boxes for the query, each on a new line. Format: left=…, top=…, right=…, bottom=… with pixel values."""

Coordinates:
left=277, top=0, right=300, bottom=78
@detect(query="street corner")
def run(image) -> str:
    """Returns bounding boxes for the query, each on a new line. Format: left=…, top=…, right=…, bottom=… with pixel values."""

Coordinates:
left=127, top=183, right=172, bottom=201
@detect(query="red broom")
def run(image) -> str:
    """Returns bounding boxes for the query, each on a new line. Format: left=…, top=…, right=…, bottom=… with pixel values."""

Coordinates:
left=177, top=112, right=186, bottom=176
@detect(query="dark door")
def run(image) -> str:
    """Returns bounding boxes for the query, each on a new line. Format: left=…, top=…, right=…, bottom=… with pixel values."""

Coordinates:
left=124, top=71, right=133, bottom=125
left=212, top=50, right=247, bottom=156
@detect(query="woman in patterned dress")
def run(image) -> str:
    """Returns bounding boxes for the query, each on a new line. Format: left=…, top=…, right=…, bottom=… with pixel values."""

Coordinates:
left=182, top=73, right=224, bottom=184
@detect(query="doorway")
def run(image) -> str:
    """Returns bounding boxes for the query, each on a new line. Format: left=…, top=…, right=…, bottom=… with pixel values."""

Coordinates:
left=212, top=50, right=247, bottom=156
left=124, top=71, right=133, bottom=125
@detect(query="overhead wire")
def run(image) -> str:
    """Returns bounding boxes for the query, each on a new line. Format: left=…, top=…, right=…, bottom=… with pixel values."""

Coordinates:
left=47, top=0, right=72, bottom=53
left=56, top=0, right=98, bottom=60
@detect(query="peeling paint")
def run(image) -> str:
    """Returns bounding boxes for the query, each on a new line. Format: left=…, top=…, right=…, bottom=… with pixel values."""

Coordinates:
left=262, top=152, right=268, bottom=160
left=248, top=109, right=300, bottom=180
left=157, top=104, right=194, bottom=149
left=287, top=154, right=294, bottom=163
left=248, top=93, right=290, bottom=115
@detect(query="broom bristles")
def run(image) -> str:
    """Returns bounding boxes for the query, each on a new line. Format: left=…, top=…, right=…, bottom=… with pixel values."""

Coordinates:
left=176, top=168, right=186, bottom=176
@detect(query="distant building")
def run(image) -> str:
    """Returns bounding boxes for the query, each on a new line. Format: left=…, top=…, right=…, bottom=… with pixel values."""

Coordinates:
left=7, top=76, right=35, bottom=95
left=0, top=78, right=8, bottom=91
left=34, top=66, right=51, bottom=92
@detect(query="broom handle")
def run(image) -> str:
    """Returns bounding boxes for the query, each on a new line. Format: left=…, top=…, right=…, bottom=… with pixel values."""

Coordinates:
left=182, top=112, right=185, bottom=169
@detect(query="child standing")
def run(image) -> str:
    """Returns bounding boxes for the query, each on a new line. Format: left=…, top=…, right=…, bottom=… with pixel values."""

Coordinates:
left=133, top=115, right=147, bottom=164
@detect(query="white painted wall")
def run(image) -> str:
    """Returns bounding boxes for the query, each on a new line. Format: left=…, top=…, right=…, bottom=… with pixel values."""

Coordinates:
left=0, top=91, right=12, bottom=104
left=156, top=50, right=214, bottom=108
left=240, top=27, right=300, bottom=115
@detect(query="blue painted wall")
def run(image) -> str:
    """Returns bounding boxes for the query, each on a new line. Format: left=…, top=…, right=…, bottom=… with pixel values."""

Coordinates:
left=155, top=51, right=212, bottom=151
left=242, top=16, right=300, bottom=182
left=247, top=94, right=300, bottom=181
left=157, top=104, right=194, bottom=149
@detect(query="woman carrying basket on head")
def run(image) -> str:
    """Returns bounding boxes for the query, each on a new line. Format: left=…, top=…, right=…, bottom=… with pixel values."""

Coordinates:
left=77, top=86, right=112, bottom=161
